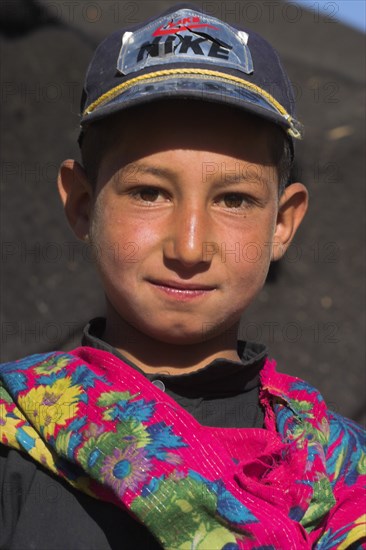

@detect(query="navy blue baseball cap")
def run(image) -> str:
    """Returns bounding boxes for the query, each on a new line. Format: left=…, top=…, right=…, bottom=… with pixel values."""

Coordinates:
left=80, top=3, right=303, bottom=146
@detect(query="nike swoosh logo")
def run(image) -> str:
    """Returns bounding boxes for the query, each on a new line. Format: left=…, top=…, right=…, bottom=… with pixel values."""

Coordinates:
left=153, top=23, right=218, bottom=37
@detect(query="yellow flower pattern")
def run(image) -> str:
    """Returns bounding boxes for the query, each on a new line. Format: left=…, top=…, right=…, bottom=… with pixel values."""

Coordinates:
left=18, top=377, right=82, bottom=437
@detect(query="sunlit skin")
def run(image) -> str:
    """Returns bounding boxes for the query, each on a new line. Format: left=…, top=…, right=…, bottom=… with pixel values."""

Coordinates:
left=58, top=102, right=308, bottom=374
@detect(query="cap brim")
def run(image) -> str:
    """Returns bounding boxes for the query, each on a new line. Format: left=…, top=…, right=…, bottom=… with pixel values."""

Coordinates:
left=80, top=72, right=302, bottom=140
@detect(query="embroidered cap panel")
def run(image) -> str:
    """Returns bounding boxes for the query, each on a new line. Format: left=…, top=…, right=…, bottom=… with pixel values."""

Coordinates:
left=117, top=8, right=254, bottom=76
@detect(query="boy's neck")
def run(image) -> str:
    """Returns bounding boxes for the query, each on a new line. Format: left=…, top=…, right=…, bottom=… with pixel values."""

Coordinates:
left=102, top=304, right=241, bottom=375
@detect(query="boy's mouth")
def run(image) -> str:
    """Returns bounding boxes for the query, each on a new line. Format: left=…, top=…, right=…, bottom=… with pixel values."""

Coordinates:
left=147, top=279, right=217, bottom=300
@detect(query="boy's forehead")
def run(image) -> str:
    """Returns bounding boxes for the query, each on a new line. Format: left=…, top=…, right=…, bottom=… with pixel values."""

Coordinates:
left=79, top=3, right=303, bottom=154
left=95, top=100, right=281, bottom=173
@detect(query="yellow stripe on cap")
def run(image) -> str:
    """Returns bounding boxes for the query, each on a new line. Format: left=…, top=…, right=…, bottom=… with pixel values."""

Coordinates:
left=83, top=68, right=302, bottom=139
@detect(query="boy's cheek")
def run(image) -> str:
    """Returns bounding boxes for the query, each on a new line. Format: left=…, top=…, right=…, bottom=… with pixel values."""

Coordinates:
left=89, top=234, right=141, bottom=273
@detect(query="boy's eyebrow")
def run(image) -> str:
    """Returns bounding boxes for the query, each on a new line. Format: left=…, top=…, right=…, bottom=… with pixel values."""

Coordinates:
left=209, top=168, right=272, bottom=189
left=122, top=163, right=175, bottom=180
left=217, top=172, right=266, bottom=185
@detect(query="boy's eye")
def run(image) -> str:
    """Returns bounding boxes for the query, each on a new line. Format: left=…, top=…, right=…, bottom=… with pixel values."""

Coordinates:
left=131, top=187, right=165, bottom=203
left=223, top=193, right=245, bottom=208
left=218, top=193, right=253, bottom=209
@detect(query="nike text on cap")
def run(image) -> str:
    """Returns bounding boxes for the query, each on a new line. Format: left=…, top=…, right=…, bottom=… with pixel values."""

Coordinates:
left=79, top=3, right=303, bottom=142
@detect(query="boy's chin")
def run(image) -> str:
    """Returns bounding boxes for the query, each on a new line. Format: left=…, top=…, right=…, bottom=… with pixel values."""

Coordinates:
left=146, top=328, right=212, bottom=346
left=142, top=322, right=236, bottom=347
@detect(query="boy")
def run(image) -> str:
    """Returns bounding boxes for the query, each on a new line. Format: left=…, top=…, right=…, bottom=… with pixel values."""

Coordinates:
left=0, top=4, right=365, bottom=549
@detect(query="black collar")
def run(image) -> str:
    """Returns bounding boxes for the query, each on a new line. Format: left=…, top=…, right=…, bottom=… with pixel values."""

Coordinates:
left=82, top=317, right=267, bottom=397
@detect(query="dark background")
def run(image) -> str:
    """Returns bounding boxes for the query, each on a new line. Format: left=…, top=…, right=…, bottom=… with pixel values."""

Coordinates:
left=1, top=0, right=365, bottom=424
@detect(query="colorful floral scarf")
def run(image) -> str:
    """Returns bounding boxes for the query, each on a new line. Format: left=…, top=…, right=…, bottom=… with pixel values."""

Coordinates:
left=0, top=347, right=365, bottom=549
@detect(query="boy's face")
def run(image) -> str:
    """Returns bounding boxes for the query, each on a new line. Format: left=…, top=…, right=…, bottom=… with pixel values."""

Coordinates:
left=60, top=102, right=307, bottom=346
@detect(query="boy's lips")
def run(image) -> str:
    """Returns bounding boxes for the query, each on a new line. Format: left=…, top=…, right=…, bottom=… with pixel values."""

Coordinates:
left=147, top=279, right=217, bottom=300
left=148, top=279, right=217, bottom=291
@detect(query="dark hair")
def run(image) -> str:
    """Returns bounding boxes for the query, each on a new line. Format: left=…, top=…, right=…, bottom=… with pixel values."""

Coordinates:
left=277, top=138, right=293, bottom=195
left=79, top=121, right=112, bottom=190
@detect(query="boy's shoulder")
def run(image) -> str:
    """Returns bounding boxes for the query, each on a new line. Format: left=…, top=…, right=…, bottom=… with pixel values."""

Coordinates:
left=260, top=358, right=365, bottom=438
left=260, top=360, right=366, bottom=484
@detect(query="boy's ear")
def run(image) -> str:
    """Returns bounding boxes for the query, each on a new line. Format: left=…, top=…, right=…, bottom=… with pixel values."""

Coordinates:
left=57, top=160, right=93, bottom=240
left=271, top=182, right=308, bottom=261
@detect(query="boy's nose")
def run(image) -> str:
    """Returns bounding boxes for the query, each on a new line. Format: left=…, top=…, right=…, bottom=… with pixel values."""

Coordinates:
left=163, top=206, right=213, bottom=268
